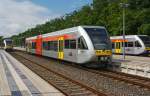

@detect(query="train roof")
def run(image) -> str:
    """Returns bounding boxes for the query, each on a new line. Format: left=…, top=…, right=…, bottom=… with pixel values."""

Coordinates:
left=110, top=35, right=148, bottom=39
left=3, top=38, right=12, bottom=41
left=26, top=26, right=106, bottom=40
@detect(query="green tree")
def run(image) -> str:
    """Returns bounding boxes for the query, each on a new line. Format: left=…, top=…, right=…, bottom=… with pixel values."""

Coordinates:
left=11, top=0, right=150, bottom=45
left=138, top=24, right=150, bottom=35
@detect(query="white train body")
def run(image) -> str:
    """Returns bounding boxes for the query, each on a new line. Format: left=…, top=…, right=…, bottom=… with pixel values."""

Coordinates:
left=111, top=35, right=150, bottom=55
left=26, top=26, right=112, bottom=67
left=3, top=38, right=13, bottom=51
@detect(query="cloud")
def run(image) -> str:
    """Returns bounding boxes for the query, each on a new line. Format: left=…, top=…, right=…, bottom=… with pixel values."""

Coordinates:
left=0, top=0, right=59, bottom=37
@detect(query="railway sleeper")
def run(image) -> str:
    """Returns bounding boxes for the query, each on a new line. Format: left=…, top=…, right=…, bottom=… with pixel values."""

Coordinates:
left=69, top=88, right=86, bottom=92
left=58, top=84, right=71, bottom=88
left=70, top=91, right=94, bottom=96
left=54, top=81, right=70, bottom=85
left=70, top=90, right=95, bottom=95
left=65, top=86, right=82, bottom=90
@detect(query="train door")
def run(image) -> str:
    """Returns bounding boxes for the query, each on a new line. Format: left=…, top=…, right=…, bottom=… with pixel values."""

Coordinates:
left=26, top=40, right=31, bottom=52
left=126, top=42, right=134, bottom=54
left=58, top=37, right=64, bottom=59
left=36, top=35, right=42, bottom=55
left=115, top=42, right=121, bottom=53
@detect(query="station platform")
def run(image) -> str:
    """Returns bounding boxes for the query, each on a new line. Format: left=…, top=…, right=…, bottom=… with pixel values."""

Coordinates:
left=110, top=55, right=150, bottom=78
left=13, top=47, right=150, bottom=78
left=14, top=47, right=26, bottom=51
left=0, top=49, right=64, bottom=96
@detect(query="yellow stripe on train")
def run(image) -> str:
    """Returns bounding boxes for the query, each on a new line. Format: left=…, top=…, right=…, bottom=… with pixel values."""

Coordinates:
left=145, top=47, right=150, bottom=50
left=95, top=50, right=112, bottom=56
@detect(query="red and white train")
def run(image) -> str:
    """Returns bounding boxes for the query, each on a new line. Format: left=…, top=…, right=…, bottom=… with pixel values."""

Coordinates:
left=26, top=26, right=112, bottom=67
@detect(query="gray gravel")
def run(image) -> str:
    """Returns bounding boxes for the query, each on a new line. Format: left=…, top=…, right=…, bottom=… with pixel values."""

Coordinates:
left=13, top=52, right=150, bottom=96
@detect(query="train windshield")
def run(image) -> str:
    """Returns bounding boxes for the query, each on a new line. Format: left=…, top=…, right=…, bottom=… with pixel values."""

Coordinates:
left=139, top=36, right=150, bottom=47
left=84, top=28, right=111, bottom=49
left=6, top=40, right=12, bottom=44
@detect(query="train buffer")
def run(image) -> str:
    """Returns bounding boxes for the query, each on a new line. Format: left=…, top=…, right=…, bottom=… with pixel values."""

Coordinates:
left=0, top=49, right=64, bottom=96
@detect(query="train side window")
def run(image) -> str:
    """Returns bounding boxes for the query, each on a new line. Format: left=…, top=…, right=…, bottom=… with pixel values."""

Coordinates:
left=65, top=40, right=70, bottom=49
left=70, top=40, right=76, bottom=49
left=29, top=42, right=32, bottom=49
left=121, top=42, right=123, bottom=47
left=53, top=41, right=58, bottom=51
left=115, top=42, right=117, bottom=49
left=49, top=41, right=54, bottom=50
left=42, top=42, right=45, bottom=49
left=43, top=42, right=48, bottom=50
left=121, top=42, right=127, bottom=47
left=125, top=42, right=128, bottom=47
left=116, top=42, right=120, bottom=49
left=47, top=41, right=51, bottom=50
left=128, top=42, right=133, bottom=47
left=112, top=43, right=115, bottom=49
left=118, top=42, right=121, bottom=49
left=135, top=41, right=141, bottom=47
left=32, top=42, right=36, bottom=49
left=115, top=42, right=118, bottom=49
left=78, top=37, right=88, bottom=49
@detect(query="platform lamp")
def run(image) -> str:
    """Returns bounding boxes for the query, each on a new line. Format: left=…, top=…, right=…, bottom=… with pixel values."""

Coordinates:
left=120, top=3, right=129, bottom=60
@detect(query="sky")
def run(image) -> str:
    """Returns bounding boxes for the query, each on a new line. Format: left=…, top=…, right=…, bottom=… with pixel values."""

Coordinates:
left=0, top=0, right=92, bottom=37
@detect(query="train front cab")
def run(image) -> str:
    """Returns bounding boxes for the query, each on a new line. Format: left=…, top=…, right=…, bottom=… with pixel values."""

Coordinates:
left=4, top=39, right=13, bottom=51
left=82, top=27, right=112, bottom=67
left=111, top=36, right=150, bottom=55
left=138, top=35, right=150, bottom=55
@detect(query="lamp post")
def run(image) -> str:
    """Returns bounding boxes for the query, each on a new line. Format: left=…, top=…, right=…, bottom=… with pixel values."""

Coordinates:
left=120, top=3, right=129, bottom=60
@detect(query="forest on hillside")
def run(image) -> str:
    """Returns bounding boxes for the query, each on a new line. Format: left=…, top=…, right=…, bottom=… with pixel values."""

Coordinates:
left=11, top=0, right=150, bottom=46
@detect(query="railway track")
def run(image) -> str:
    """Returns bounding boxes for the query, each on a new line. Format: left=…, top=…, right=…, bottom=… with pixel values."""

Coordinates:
left=9, top=52, right=107, bottom=96
left=59, top=61, right=150, bottom=90
left=10, top=51, right=150, bottom=96
left=85, top=69, right=150, bottom=89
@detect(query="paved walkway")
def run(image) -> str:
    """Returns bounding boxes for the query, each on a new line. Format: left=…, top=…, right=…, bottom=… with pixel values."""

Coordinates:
left=111, top=55, right=150, bottom=78
left=0, top=50, right=64, bottom=96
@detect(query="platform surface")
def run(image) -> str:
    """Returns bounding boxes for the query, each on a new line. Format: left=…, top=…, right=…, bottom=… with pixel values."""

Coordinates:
left=14, top=47, right=26, bottom=51
left=0, top=49, right=64, bottom=96
left=111, top=55, right=150, bottom=78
